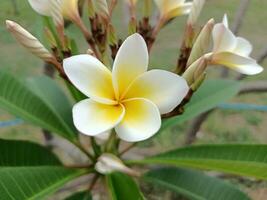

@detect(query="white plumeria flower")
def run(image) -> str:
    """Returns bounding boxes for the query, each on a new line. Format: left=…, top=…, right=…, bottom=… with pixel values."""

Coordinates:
left=154, top=0, right=192, bottom=19
left=64, top=34, right=189, bottom=142
left=209, top=14, right=263, bottom=75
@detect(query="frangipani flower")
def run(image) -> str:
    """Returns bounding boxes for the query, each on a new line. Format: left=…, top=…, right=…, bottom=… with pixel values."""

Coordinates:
left=64, top=34, right=189, bottom=142
left=209, top=15, right=263, bottom=75
left=154, top=0, right=192, bottom=19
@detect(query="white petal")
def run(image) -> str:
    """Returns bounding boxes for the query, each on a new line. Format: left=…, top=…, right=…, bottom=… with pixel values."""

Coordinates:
left=212, top=23, right=237, bottom=53
left=112, top=33, right=148, bottom=98
left=64, top=55, right=116, bottom=104
left=222, top=14, right=229, bottom=28
left=123, top=70, right=189, bottom=114
left=233, top=37, right=252, bottom=57
left=28, top=0, right=52, bottom=16
left=73, top=99, right=125, bottom=136
left=115, top=98, right=161, bottom=142
left=212, top=52, right=263, bottom=75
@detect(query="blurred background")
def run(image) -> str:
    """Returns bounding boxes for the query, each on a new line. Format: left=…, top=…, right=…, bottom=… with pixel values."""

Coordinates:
left=0, top=0, right=266, bottom=199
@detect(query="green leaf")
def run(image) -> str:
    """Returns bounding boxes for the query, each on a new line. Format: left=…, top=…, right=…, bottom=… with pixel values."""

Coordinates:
left=0, top=70, right=77, bottom=142
left=161, top=79, right=241, bottom=131
left=106, top=172, right=145, bottom=200
left=129, top=144, right=267, bottom=180
left=65, top=191, right=92, bottom=200
left=27, top=76, right=76, bottom=135
left=143, top=167, right=250, bottom=200
left=65, top=80, right=87, bottom=102
left=0, top=139, right=87, bottom=200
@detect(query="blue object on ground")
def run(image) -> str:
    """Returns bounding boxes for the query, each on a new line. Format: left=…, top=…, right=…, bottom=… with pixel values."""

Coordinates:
left=218, top=103, right=267, bottom=112
left=0, top=118, right=24, bottom=128
left=0, top=103, right=266, bottom=128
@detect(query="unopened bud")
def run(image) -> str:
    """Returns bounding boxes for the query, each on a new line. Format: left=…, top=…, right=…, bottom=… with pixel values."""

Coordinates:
left=44, top=27, right=57, bottom=48
left=61, top=0, right=80, bottom=23
left=187, top=0, right=205, bottom=26
left=128, top=17, right=137, bottom=35
left=191, top=72, right=206, bottom=91
left=95, top=0, right=110, bottom=21
left=183, top=57, right=208, bottom=86
left=108, top=24, right=118, bottom=46
left=6, top=20, right=53, bottom=62
left=28, top=0, right=51, bottom=16
left=87, top=0, right=96, bottom=18
left=126, top=0, right=138, bottom=6
left=95, top=153, right=140, bottom=177
left=50, top=0, right=64, bottom=28
left=143, top=0, right=152, bottom=17
left=86, top=49, right=94, bottom=55
left=187, top=18, right=214, bottom=66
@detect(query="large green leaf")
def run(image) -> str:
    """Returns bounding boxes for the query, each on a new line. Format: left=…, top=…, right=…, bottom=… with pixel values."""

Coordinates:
left=161, top=80, right=241, bottom=131
left=129, top=144, right=267, bottom=180
left=27, top=76, right=76, bottom=134
left=0, top=70, right=77, bottom=142
left=106, top=172, right=145, bottom=200
left=0, top=139, right=86, bottom=200
left=143, top=167, right=250, bottom=200
left=65, top=191, right=92, bottom=200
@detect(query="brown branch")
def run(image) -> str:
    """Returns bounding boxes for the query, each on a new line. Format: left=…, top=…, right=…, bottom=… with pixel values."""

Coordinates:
left=184, top=81, right=267, bottom=145
left=231, top=0, right=251, bottom=35
left=239, top=81, right=267, bottom=94
left=184, top=110, right=213, bottom=145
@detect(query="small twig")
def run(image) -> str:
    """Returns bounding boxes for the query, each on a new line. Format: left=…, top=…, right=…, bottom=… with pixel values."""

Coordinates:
left=88, top=174, right=100, bottom=191
left=184, top=110, right=213, bottom=145
left=65, top=164, right=93, bottom=169
left=184, top=81, right=267, bottom=145
left=119, top=143, right=137, bottom=156
left=231, top=0, right=251, bottom=35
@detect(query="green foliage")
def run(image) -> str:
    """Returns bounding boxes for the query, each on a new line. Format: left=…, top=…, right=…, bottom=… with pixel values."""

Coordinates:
left=161, top=80, right=241, bottom=131
left=106, top=172, right=145, bottom=200
left=65, top=191, right=92, bottom=200
left=0, top=139, right=86, bottom=200
left=129, top=144, right=267, bottom=180
left=143, top=167, right=250, bottom=200
left=0, top=70, right=77, bottom=142
left=27, top=76, right=76, bottom=134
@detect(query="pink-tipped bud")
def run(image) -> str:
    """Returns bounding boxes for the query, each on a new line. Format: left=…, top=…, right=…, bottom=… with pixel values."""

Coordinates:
left=6, top=20, right=53, bottom=62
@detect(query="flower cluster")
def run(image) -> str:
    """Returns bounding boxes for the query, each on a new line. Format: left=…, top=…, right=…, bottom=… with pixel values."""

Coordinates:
left=6, top=0, right=263, bottom=143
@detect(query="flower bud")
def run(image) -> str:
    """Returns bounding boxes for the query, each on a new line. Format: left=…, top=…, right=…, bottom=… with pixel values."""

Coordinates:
left=6, top=20, right=53, bottom=62
left=128, top=17, right=137, bottom=35
left=28, top=0, right=51, bottom=16
left=183, top=56, right=208, bottom=86
left=61, top=0, right=80, bottom=22
left=108, top=24, right=118, bottom=46
left=44, top=27, right=57, bottom=48
left=187, top=0, right=205, bottom=26
left=87, top=0, right=96, bottom=18
left=50, top=0, right=64, bottom=28
left=95, top=153, right=140, bottom=176
left=125, top=0, right=138, bottom=6
left=95, top=0, right=110, bottom=21
left=187, top=18, right=214, bottom=66
left=143, top=0, right=152, bottom=17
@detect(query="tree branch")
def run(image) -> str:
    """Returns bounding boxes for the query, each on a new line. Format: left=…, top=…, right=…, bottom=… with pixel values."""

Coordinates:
left=184, top=81, right=267, bottom=145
